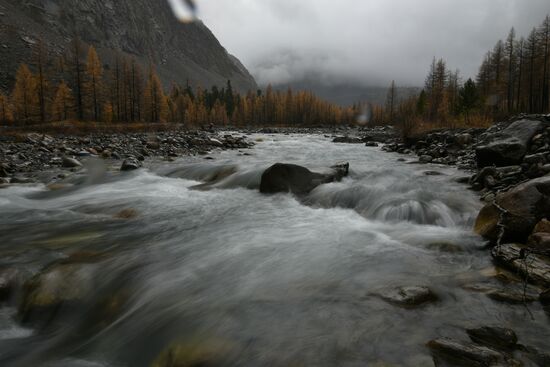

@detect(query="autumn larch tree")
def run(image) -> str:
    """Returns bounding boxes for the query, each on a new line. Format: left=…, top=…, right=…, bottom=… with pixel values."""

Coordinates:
left=12, top=64, right=38, bottom=122
left=0, top=92, right=13, bottom=123
left=144, top=64, right=168, bottom=122
left=85, top=46, right=103, bottom=121
left=51, top=81, right=73, bottom=121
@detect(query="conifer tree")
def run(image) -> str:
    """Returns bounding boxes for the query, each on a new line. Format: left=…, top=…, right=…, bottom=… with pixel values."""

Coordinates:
left=12, top=64, right=38, bottom=122
left=0, top=93, right=13, bottom=123
left=51, top=81, right=73, bottom=121
left=85, top=46, right=103, bottom=121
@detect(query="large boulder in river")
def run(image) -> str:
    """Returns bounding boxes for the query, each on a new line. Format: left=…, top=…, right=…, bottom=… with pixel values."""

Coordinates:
left=475, top=119, right=545, bottom=167
left=474, top=176, right=550, bottom=243
left=260, top=163, right=349, bottom=195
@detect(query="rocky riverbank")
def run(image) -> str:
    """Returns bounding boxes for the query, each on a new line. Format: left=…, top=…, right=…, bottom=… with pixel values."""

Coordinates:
left=332, top=114, right=550, bottom=366
left=0, top=130, right=254, bottom=186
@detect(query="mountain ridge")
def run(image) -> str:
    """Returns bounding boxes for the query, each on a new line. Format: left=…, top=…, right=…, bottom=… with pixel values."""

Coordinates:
left=0, top=0, right=257, bottom=92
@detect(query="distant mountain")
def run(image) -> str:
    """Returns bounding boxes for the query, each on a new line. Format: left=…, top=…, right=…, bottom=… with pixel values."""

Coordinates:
left=274, top=80, right=421, bottom=107
left=0, top=0, right=257, bottom=92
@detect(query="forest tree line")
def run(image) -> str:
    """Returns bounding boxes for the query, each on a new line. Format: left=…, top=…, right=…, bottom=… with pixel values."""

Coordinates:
left=376, top=15, right=550, bottom=130
left=0, top=38, right=357, bottom=127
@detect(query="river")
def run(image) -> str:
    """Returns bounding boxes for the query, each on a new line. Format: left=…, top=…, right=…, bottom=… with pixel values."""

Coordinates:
left=0, top=133, right=548, bottom=366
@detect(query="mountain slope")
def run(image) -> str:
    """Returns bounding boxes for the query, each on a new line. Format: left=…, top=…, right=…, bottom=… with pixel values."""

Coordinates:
left=0, top=0, right=257, bottom=92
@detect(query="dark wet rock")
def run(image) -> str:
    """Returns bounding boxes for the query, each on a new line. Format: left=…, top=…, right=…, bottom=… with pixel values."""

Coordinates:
left=375, top=286, right=438, bottom=307
left=0, top=177, right=9, bottom=185
left=540, top=289, right=550, bottom=305
left=120, top=158, right=142, bottom=171
left=62, top=156, right=83, bottom=168
left=518, top=345, right=550, bottom=367
left=486, top=289, right=537, bottom=304
left=427, top=338, right=509, bottom=367
left=476, top=119, right=545, bottom=167
left=365, top=141, right=379, bottom=147
left=419, top=155, right=433, bottom=163
left=332, top=136, right=363, bottom=144
left=0, top=267, right=20, bottom=302
left=259, top=162, right=349, bottom=195
left=491, top=243, right=550, bottom=287
left=474, top=176, right=550, bottom=243
left=527, top=232, right=550, bottom=250
left=466, top=327, right=518, bottom=351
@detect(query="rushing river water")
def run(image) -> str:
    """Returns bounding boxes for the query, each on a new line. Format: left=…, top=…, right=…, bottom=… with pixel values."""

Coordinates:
left=0, top=134, right=549, bottom=367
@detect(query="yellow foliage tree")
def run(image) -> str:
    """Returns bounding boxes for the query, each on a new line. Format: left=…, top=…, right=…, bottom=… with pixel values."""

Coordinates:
left=86, top=46, right=103, bottom=121
left=0, top=92, right=13, bottom=123
left=103, top=102, right=114, bottom=123
left=12, top=64, right=38, bottom=122
left=143, top=65, right=168, bottom=122
left=51, top=81, right=73, bottom=121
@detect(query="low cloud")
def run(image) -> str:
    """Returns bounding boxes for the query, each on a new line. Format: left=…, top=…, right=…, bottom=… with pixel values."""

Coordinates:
left=199, top=0, right=550, bottom=87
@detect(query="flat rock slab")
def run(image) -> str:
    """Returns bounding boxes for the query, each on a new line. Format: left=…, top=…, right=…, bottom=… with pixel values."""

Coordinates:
left=466, top=327, right=518, bottom=351
left=375, top=286, right=438, bottom=307
left=491, top=243, right=550, bottom=287
left=427, top=338, right=510, bottom=367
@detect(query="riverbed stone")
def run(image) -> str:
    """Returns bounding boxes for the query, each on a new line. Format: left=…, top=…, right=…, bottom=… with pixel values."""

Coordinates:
left=474, top=176, right=550, bottom=243
left=62, top=156, right=83, bottom=168
left=332, top=136, right=363, bottom=144
left=375, top=286, right=438, bottom=307
left=151, top=340, right=235, bottom=367
left=466, top=327, right=518, bottom=351
left=427, top=338, right=509, bottom=367
left=120, top=157, right=141, bottom=171
left=491, top=243, right=550, bottom=287
left=0, top=267, right=19, bottom=302
left=19, top=261, right=99, bottom=323
left=259, top=162, right=349, bottom=195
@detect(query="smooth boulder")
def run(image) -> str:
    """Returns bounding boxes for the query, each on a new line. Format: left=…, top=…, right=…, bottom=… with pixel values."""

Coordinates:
left=259, top=162, right=349, bottom=195
left=475, top=119, right=544, bottom=167
left=491, top=243, right=550, bottom=287
left=474, top=176, right=550, bottom=242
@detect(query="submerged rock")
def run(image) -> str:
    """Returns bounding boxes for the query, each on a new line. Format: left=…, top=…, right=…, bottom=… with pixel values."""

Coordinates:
left=466, top=327, right=518, bottom=351
left=476, top=119, right=545, bottom=167
left=19, top=261, right=99, bottom=323
left=332, top=136, right=363, bottom=144
left=375, top=286, right=438, bottom=307
left=474, top=176, right=550, bottom=243
left=0, top=267, right=20, bottom=303
left=151, top=340, right=235, bottom=367
left=259, top=162, right=349, bottom=195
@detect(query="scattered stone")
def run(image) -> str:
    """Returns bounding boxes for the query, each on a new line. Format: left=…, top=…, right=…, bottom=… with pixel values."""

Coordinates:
left=332, top=136, right=363, bottom=144
left=120, top=158, right=141, bottom=171
left=375, top=286, right=438, bottom=307
left=62, top=156, right=83, bottom=168
left=0, top=267, right=19, bottom=302
left=10, top=177, right=34, bottom=184
left=425, top=242, right=464, bottom=253
left=419, top=155, right=433, bottom=163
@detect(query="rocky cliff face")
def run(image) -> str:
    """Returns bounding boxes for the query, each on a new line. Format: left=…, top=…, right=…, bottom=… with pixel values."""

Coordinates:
left=0, top=0, right=257, bottom=92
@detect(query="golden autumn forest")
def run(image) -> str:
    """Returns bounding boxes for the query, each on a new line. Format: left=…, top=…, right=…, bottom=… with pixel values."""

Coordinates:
left=0, top=38, right=357, bottom=127
left=1, top=15, right=550, bottom=129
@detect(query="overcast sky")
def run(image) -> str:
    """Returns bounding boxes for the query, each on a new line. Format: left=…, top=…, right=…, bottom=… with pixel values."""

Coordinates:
left=195, top=0, right=550, bottom=87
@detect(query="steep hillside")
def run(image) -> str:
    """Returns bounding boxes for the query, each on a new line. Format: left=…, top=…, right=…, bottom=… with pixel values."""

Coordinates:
left=0, top=0, right=257, bottom=92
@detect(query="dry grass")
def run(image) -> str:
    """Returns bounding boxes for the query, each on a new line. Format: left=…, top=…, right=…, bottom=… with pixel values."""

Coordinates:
left=410, top=115, right=493, bottom=135
left=0, top=120, right=188, bottom=136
